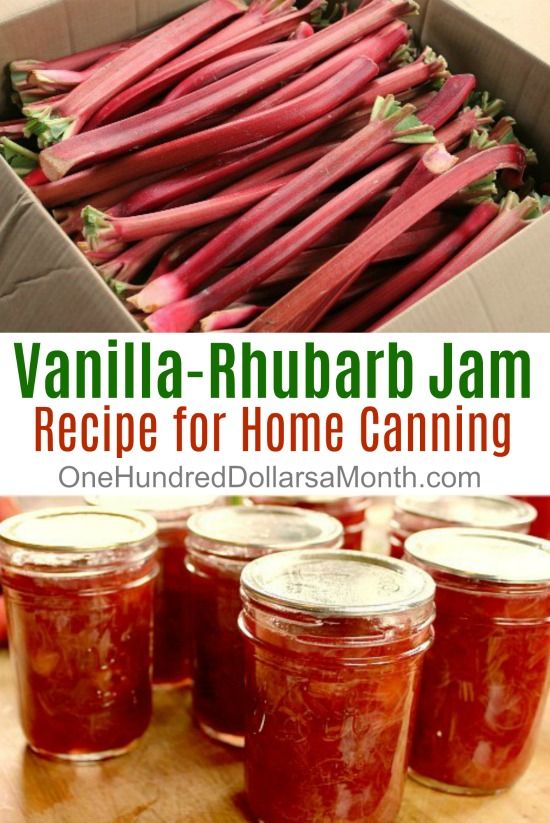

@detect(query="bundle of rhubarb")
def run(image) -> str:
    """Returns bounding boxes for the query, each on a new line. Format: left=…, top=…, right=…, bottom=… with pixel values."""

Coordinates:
left=1, top=0, right=548, bottom=332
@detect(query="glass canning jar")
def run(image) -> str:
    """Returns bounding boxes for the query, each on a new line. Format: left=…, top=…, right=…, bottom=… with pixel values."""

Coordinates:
left=88, top=495, right=217, bottom=687
left=390, top=496, right=536, bottom=558
left=515, top=497, right=550, bottom=540
left=0, top=507, right=158, bottom=762
left=252, top=496, right=372, bottom=549
left=405, top=528, right=550, bottom=795
left=239, top=549, right=435, bottom=823
left=185, top=505, right=343, bottom=747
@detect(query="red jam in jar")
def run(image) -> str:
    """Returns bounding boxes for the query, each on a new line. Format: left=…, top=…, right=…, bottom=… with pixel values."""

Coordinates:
left=253, top=496, right=371, bottom=549
left=240, top=550, right=435, bottom=823
left=88, top=495, right=217, bottom=687
left=405, top=528, right=550, bottom=794
left=0, top=507, right=158, bottom=762
left=390, top=496, right=536, bottom=559
left=185, top=505, right=343, bottom=747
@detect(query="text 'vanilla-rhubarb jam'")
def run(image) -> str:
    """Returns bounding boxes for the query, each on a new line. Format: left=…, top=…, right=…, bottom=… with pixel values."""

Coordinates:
left=390, top=496, right=536, bottom=558
left=0, top=507, right=158, bottom=761
left=252, top=496, right=372, bottom=549
left=405, top=528, right=550, bottom=795
left=88, top=495, right=217, bottom=687
left=239, top=549, right=435, bottom=823
left=185, top=505, right=343, bottom=747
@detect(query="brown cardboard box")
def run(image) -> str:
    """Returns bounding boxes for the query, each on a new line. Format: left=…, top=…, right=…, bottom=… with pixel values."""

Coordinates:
left=0, top=0, right=549, bottom=332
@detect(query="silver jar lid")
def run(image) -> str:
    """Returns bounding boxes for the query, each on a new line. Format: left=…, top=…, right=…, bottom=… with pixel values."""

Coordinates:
left=394, top=495, right=536, bottom=528
left=241, top=549, right=435, bottom=616
left=405, top=528, right=550, bottom=584
left=0, top=506, right=157, bottom=553
left=187, top=505, right=343, bottom=555
left=87, top=495, right=218, bottom=521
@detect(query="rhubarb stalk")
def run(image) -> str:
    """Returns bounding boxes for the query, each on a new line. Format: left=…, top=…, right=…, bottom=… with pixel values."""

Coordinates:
left=139, top=102, right=481, bottom=329
left=97, top=234, right=179, bottom=284
left=136, top=95, right=435, bottom=322
left=162, top=42, right=292, bottom=102
left=89, top=0, right=323, bottom=126
left=233, top=19, right=410, bottom=118
left=247, top=143, right=526, bottom=331
left=370, top=192, right=540, bottom=328
left=24, top=0, right=246, bottom=146
left=319, top=200, right=499, bottom=331
left=39, top=1, right=414, bottom=178
left=83, top=174, right=297, bottom=250
left=32, top=58, right=377, bottom=206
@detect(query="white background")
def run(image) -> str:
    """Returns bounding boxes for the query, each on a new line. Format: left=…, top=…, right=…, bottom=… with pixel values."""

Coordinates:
left=0, top=333, right=547, bottom=496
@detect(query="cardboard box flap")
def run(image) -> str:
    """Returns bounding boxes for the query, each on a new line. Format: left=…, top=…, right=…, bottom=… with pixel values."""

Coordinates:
left=380, top=212, right=550, bottom=332
left=0, top=166, right=139, bottom=331
left=422, top=0, right=550, bottom=173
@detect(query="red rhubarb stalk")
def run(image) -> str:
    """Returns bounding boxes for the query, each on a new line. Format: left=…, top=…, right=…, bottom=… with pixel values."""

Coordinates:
left=39, top=1, right=414, bottom=178
left=370, top=142, right=458, bottom=224
left=294, top=21, right=315, bottom=39
left=319, top=200, right=499, bottom=331
left=24, top=0, right=246, bottom=145
left=32, top=59, right=377, bottom=206
left=247, top=144, right=526, bottom=331
left=136, top=95, right=435, bottom=319
left=53, top=174, right=171, bottom=234
left=140, top=106, right=481, bottom=329
left=87, top=0, right=325, bottom=126
left=162, top=42, right=291, bottom=101
left=370, top=193, right=540, bottom=328
left=29, top=49, right=134, bottom=92
left=8, top=37, right=139, bottom=83
left=98, top=234, right=179, bottom=284
left=149, top=224, right=229, bottom=280
left=234, top=19, right=409, bottom=118
left=255, top=223, right=449, bottom=288
left=83, top=175, right=297, bottom=249
left=200, top=303, right=265, bottom=331
left=0, top=120, right=26, bottom=139
left=109, top=135, right=337, bottom=218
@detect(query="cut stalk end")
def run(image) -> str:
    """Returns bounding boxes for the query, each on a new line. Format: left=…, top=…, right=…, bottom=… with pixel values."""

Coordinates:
left=81, top=206, right=114, bottom=251
left=0, top=138, right=39, bottom=177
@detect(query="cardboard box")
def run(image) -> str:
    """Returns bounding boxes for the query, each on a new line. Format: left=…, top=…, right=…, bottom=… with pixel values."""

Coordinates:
left=0, top=0, right=549, bottom=332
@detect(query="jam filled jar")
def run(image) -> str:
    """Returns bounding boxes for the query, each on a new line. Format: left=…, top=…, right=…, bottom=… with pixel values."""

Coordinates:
left=253, top=496, right=371, bottom=549
left=0, top=507, right=158, bottom=761
left=185, top=505, right=343, bottom=747
left=405, top=528, right=550, bottom=794
left=389, top=496, right=536, bottom=559
left=516, top=497, right=550, bottom=540
left=240, top=550, right=435, bottom=823
left=88, top=495, right=217, bottom=687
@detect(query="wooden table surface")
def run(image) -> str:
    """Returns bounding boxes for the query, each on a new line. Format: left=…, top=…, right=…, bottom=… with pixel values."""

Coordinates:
left=0, top=651, right=547, bottom=823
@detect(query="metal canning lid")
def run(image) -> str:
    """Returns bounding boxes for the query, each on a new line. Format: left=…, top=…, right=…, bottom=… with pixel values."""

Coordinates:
left=0, top=507, right=157, bottom=553
left=255, top=496, right=369, bottom=504
left=187, top=505, right=343, bottom=554
left=405, top=528, right=550, bottom=584
left=241, top=549, right=435, bottom=616
left=395, top=495, right=536, bottom=528
left=87, top=495, right=218, bottom=521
